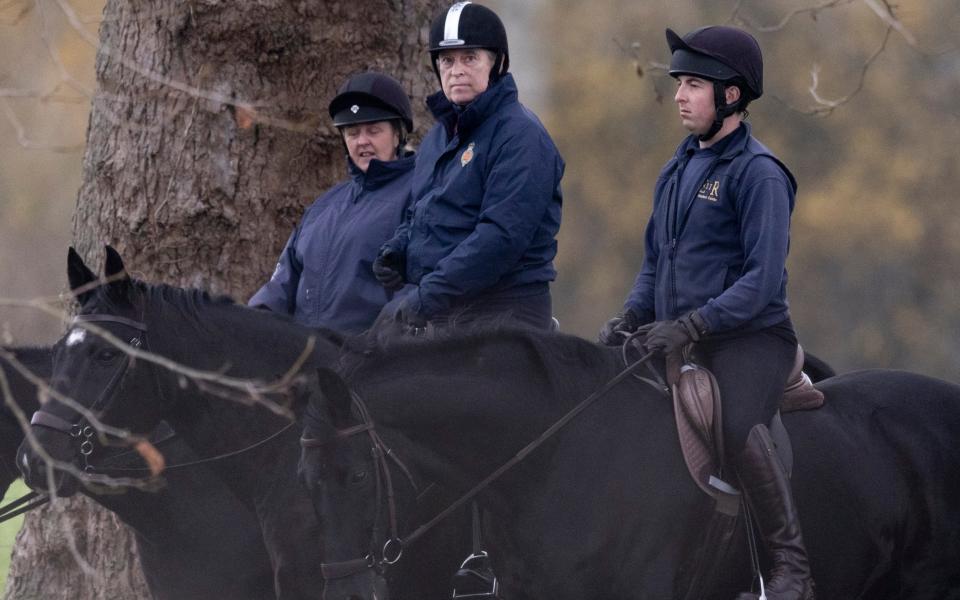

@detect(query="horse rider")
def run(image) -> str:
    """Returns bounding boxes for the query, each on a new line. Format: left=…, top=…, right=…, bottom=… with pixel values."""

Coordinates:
left=599, top=26, right=814, bottom=599
left=372, top=1, right=564, bottom=332
left=249, top=72, right=416, bottom=334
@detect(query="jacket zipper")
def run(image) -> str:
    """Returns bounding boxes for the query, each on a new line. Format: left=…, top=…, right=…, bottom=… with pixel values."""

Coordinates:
left=667, top=163, right=684, bottom=317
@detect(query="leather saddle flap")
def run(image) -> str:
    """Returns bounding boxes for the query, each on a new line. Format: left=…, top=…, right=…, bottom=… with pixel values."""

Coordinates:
left=673, top=365, right=724, bottom=497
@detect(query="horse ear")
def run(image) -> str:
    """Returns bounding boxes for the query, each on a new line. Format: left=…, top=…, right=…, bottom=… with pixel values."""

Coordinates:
left=315, top=368, right=355, bottom=427
left=103, top=245, right=129, bottom=281
left=67, top=247, right=97, bottom=305
left=103, top=245, right=132, bottom=302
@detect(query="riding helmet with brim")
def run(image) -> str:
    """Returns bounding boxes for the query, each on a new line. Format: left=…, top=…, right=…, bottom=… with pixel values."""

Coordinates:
left=666, top=26, right=763, bottom=99
left=666, top=26, right=763, bottom=141
left=328, top=72, right=414, bottom=133
left=428, top=2, right=509, bottom=82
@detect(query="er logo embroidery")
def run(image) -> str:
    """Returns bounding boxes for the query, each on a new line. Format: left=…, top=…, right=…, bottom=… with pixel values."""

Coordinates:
left=461, top=142, right=475, bottom=167
left=697, top=179, right=721, bottom=202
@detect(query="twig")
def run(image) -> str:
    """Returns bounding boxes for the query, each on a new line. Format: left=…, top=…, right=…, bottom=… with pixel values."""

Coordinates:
left=0, top=97, right=84, bottom=152
left=51, top=0, right=319, bottom=134
left=730, top=0, right=857, bottom=32
left=772, top=26, right=893, bottom=116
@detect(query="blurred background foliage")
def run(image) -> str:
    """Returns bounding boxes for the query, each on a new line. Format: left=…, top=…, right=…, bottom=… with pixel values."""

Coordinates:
left=1, top=0, right=958, bottom=380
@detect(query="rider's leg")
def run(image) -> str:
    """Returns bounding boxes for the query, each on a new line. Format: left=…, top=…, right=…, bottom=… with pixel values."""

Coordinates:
left=698, top=319, right=814, bottom=600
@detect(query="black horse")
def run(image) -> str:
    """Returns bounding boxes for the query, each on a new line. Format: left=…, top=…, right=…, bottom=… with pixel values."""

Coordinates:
left=299, top=328, right=960, bottom=600
left=2, top=345, right=277, bottom=599
left=19, top=247, right=467, bottom=599
left=0, top=346, right=51, bottom=498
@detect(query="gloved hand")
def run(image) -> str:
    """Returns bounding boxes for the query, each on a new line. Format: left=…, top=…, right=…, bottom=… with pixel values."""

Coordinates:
left=598, top=310, right=641, bottom=346
left=373, top=248, right=405, bottom=291
left=643, top=312, right=707, bottom=355
left=395, top=294, right=428, bottom=336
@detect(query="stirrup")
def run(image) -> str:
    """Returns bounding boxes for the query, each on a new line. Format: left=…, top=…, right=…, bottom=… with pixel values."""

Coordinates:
left=451, top=551, right=500, bottom=599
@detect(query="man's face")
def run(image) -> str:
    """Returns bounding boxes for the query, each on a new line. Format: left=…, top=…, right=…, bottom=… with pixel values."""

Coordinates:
left=674, top=75, right=717, bottom=135
left=341, top=121, right=399, bottom=173
left=437, top=48, right=494, bottom=105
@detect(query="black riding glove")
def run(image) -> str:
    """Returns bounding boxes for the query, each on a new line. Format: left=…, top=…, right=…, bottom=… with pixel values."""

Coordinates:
left=598, top=309, right=641, bottom=346
left=373, top=249, right=405, bottom=291
left=643, top=312, right=708, bottom=355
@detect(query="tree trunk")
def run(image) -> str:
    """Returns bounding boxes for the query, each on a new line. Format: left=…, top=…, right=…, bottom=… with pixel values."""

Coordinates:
left=5, top=498, right=147, bottom=599
left=6, top=0, right=444, bottom=597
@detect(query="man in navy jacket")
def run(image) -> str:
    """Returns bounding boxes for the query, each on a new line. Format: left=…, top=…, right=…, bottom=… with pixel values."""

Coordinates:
left=373, top=2, right=564, bottom=331
left=600, top=27, right=814, bottom=600
left=249, top=73, right=416, bottom=334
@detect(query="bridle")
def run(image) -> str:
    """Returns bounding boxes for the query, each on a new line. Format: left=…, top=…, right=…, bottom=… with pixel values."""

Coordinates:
left=302, top=392, right=420, bottom=580
left=303, top=348, right=658, bottom=582
left=30, top=313, right=148, bottom=472
left=29, top=313, right=298, bottom=476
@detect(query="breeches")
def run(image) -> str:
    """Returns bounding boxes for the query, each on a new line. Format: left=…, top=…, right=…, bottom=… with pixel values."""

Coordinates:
left=697, top=319, right=797, bottom=460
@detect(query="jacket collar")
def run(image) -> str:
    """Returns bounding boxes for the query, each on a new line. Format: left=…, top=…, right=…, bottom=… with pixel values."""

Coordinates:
left=675, top=121, right=752, bottom=163
left=347, top=151, right=416, bottom=193
left=426, top=73, right=519, bottom=139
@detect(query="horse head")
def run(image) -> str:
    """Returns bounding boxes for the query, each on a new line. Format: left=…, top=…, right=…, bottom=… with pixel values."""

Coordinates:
left=0, top=345, right=51, bottom=497
left=19, top=247, right=171, bottom=497
left=299, top=367, right=429, bottom=600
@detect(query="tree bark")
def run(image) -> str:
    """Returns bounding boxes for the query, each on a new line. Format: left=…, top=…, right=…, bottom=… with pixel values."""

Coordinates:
left=6, top=0, right=444, bottom=597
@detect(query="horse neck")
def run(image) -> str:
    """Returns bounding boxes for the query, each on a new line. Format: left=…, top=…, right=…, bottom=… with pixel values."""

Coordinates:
left=143, top=293, right=336, bottom=438
left=359, top=337, right=612, bottom=502
left=358, top=334, right=656, bottom=515
left=0, top=346, right=50, bottom=496
left=0, top=345, right=48, bottom=415
left=160, top=391, right=302, bottom=506
left=151, top=294, right=329, bottom=374
left=135, top=295, right=322, bottom=499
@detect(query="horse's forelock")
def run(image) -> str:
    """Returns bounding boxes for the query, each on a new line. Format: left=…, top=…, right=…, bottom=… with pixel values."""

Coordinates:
left=77, top=278, right=145, bottom=317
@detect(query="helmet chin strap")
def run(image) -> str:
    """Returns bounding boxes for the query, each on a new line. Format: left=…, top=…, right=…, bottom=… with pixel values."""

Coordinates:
left=700, top=81, right=738, bottom=142
left=488, top=50, right=506, bottom=85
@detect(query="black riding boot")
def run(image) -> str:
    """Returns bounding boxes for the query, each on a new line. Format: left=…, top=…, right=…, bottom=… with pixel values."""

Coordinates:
left=734, top=424, right=815, bottom=600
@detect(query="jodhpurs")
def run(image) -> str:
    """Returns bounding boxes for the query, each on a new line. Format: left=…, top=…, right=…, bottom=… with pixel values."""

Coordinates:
left=696, top=318, right=798, bottom=462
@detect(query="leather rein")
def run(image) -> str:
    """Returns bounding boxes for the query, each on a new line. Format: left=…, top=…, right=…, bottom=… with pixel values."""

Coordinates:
left=304, top=348, right=657, bottom=580
left=302, top=392, right=419, bottom=579
left=29, top=313, right=296, bottom=476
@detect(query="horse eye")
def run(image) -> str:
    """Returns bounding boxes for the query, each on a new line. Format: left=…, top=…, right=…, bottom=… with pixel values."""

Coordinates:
left=96, top=348, right=120, bottom=362
left=351, top=470, right=367, bottom=485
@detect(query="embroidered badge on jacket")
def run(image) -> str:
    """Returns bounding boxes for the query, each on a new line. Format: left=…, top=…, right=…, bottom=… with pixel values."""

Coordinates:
left=697, top=179, right=721, bottom=202
left=461, top=142, right=475, bottom=167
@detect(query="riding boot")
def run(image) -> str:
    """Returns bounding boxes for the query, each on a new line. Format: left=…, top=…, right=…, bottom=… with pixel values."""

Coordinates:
left=734, top=424, right=815, bottom=600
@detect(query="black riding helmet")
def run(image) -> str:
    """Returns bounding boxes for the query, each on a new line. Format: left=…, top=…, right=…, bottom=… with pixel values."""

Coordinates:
left=328, top=72, right=414, bottom=133
left=666, top=26, right=763, bottom=141
left=428, top=2, right=509, bottom=86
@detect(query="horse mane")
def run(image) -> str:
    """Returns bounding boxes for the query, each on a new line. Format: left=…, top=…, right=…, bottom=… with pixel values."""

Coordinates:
left=130, top=279, right=351, bottom=353
left=342, top=325, right=625, bottom=400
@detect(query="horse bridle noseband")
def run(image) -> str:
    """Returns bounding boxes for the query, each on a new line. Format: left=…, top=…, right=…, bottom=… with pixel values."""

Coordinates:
left=29, top=313, right=299, bottom=476
left=30, top=314, right=147, bottom=471
left=302, top=392, right=420, bottom=579
left=304, top=349, right=658, bottom=581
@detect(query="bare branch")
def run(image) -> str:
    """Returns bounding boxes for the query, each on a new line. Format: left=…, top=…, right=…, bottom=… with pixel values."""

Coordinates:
left=772, top=26, right=893, bottom=116
left=730, top=0, right=857, bottom=32
left=862, top=0, right=916, bottom=46
left=0, top=97, right=85, bottom=151
left=51, top=0, right=320, bottom=134
left=0, top=291, right=304, bottom=420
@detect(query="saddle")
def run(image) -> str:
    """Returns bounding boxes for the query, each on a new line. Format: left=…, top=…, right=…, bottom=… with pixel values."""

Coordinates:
left=673, top=344, right=824, bottom=500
